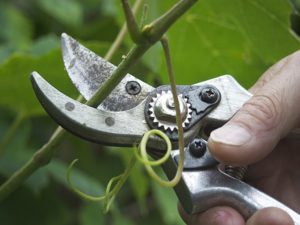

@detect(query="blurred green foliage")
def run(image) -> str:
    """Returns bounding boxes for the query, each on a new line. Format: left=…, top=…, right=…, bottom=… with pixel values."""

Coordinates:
left=0, top=0, right=299, bottom=225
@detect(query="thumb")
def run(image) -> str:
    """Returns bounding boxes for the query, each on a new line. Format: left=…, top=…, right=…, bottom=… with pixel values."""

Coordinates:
left=208, top=50, right=300, bottom=165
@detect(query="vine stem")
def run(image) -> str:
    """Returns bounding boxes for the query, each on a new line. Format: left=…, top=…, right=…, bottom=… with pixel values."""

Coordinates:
left=105, top=0, right=143, bottom=61
left=160, top=37, right=185, bottom=186
left=0, top=0, right=198, bottom=201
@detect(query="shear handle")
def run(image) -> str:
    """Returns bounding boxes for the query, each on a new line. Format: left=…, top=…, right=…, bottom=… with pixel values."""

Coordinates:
left=166, top=149, right=300, bottom=224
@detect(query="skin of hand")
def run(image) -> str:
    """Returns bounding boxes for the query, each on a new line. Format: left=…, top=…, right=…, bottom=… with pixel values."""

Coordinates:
left=179, top=50, right=300, bottom=225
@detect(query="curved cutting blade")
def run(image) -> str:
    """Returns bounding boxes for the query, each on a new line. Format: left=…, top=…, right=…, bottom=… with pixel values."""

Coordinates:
left=30, top=71, right=149, bottom=146
left=61, top=33, right=154, bottom=111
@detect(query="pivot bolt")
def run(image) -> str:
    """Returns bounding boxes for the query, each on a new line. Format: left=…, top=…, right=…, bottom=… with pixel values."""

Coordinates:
left=153, top=92, right=188, bottom=123
left=126, top=81, right=141, bottom=95
left=200, top=88, right=218, bottom=103
left=189, top=139, right=206, bottom=158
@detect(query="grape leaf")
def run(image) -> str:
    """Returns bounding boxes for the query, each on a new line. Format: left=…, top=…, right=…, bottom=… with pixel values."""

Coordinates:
left=0, top=42, right=110, bottom=116
left=36, top=0, right=83, bottom=27
left=160, top=0, right=300, bottom=87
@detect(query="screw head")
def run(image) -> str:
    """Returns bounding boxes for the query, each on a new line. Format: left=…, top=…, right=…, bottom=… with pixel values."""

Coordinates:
left=189, top=139, right=206, bottom=158
left=200, top=88, right=218, bottom=103
left=126, top=81, right=141, bottom=95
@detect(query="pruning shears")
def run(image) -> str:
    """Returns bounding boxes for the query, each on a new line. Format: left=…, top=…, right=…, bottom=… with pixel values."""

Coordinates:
left=30, top=33, right=300, bottom=223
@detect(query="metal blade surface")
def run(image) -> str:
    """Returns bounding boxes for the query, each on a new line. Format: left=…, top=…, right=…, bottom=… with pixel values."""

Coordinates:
left=30, top=72, right=149, bottom=146
left=61, top=33, right=154, bottom=111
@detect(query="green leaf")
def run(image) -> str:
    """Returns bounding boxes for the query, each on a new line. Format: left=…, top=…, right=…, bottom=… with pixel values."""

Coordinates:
left=113, top=212, right=136, bottom=225
left=0, top=120, right=50, bottom=194
left=0, top=3, right=33, bottom=48
left=0, top=49, right=74, bottom=115
left=46, top=159, right=105, bottom=197
left=159, top=0, right=300, bottom=87
left=119, top=150, right=150, bottom=212
left=0, top=44, right=16, bottom=64
left=31, top=34, right=60, bottom=56
left=100, top=0, right=118, bottom=16
left=79, top=202, right=105, bottom=225
left=290, top=0, right=300, bottom=15
left=0, top=182, right=72, bottom=225
left=36, top=0, right=83, bottom=27
left=152, top=170, right=185, bottom=225
left=0, top=41, right=110, bottom=116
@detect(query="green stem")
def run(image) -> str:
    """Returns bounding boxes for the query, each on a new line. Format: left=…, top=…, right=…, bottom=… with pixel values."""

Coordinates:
left=160, top=37, right=185, bottom=185
left=0, top=111, right=27, bottom=155
left=142, top=0, right=198, bottom=43
left=103, top=156, right=136, bottom=212
left=121, top=0, right=143, bottom=43
left=105, top=0, right=143, bottom=61
left=134, top=37, right=185, bottom=188
left=0, top=0, right=198, bottom=201
left=136, top=38, right=185, bottom=187
left=139, top=4, right=149, bottom=28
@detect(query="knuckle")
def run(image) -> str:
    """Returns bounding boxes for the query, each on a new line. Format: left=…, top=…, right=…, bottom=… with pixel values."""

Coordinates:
left=238, top=92, right=282, bottom=131
left=254, top=75, right=272, bottom=90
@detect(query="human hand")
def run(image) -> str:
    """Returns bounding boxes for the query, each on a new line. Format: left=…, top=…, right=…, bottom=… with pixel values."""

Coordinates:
left=179, top=50, right=300, bottom=225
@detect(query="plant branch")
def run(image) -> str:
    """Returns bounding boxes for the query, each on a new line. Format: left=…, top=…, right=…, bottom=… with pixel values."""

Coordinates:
left=121, top=0, right=142, bottom=44
left=160, top=37, right=185, bottom=184
left=0, top=0, right=198, bottom=201
left=105, top=0, right=143, bottom=61
left=139, top=4, right=149, bottom=28
left=142, top=0, right=198, bottom=43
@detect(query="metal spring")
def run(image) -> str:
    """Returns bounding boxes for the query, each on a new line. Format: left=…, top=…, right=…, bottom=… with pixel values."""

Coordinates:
left=224, top=165, right=248, bottom=180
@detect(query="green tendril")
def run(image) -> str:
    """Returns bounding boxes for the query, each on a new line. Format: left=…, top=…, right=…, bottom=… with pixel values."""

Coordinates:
left=135, top=130, right=173, bottom=187
left=134, top=129, right=171, bottom=166
left=67, top=159, right=106, bottom=201
left=67, top=157, right=136, bottom=212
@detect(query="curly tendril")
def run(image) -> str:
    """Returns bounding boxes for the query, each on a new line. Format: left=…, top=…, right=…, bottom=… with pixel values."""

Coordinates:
left=134, top=129, right=171, bottom=166
left=67, top=156, right=136, bottom=213
left=135, top=129, right=183, bottom=187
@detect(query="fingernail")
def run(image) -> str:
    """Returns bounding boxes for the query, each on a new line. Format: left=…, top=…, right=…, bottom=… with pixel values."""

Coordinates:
left=210, top=125, right=252, bottom=146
